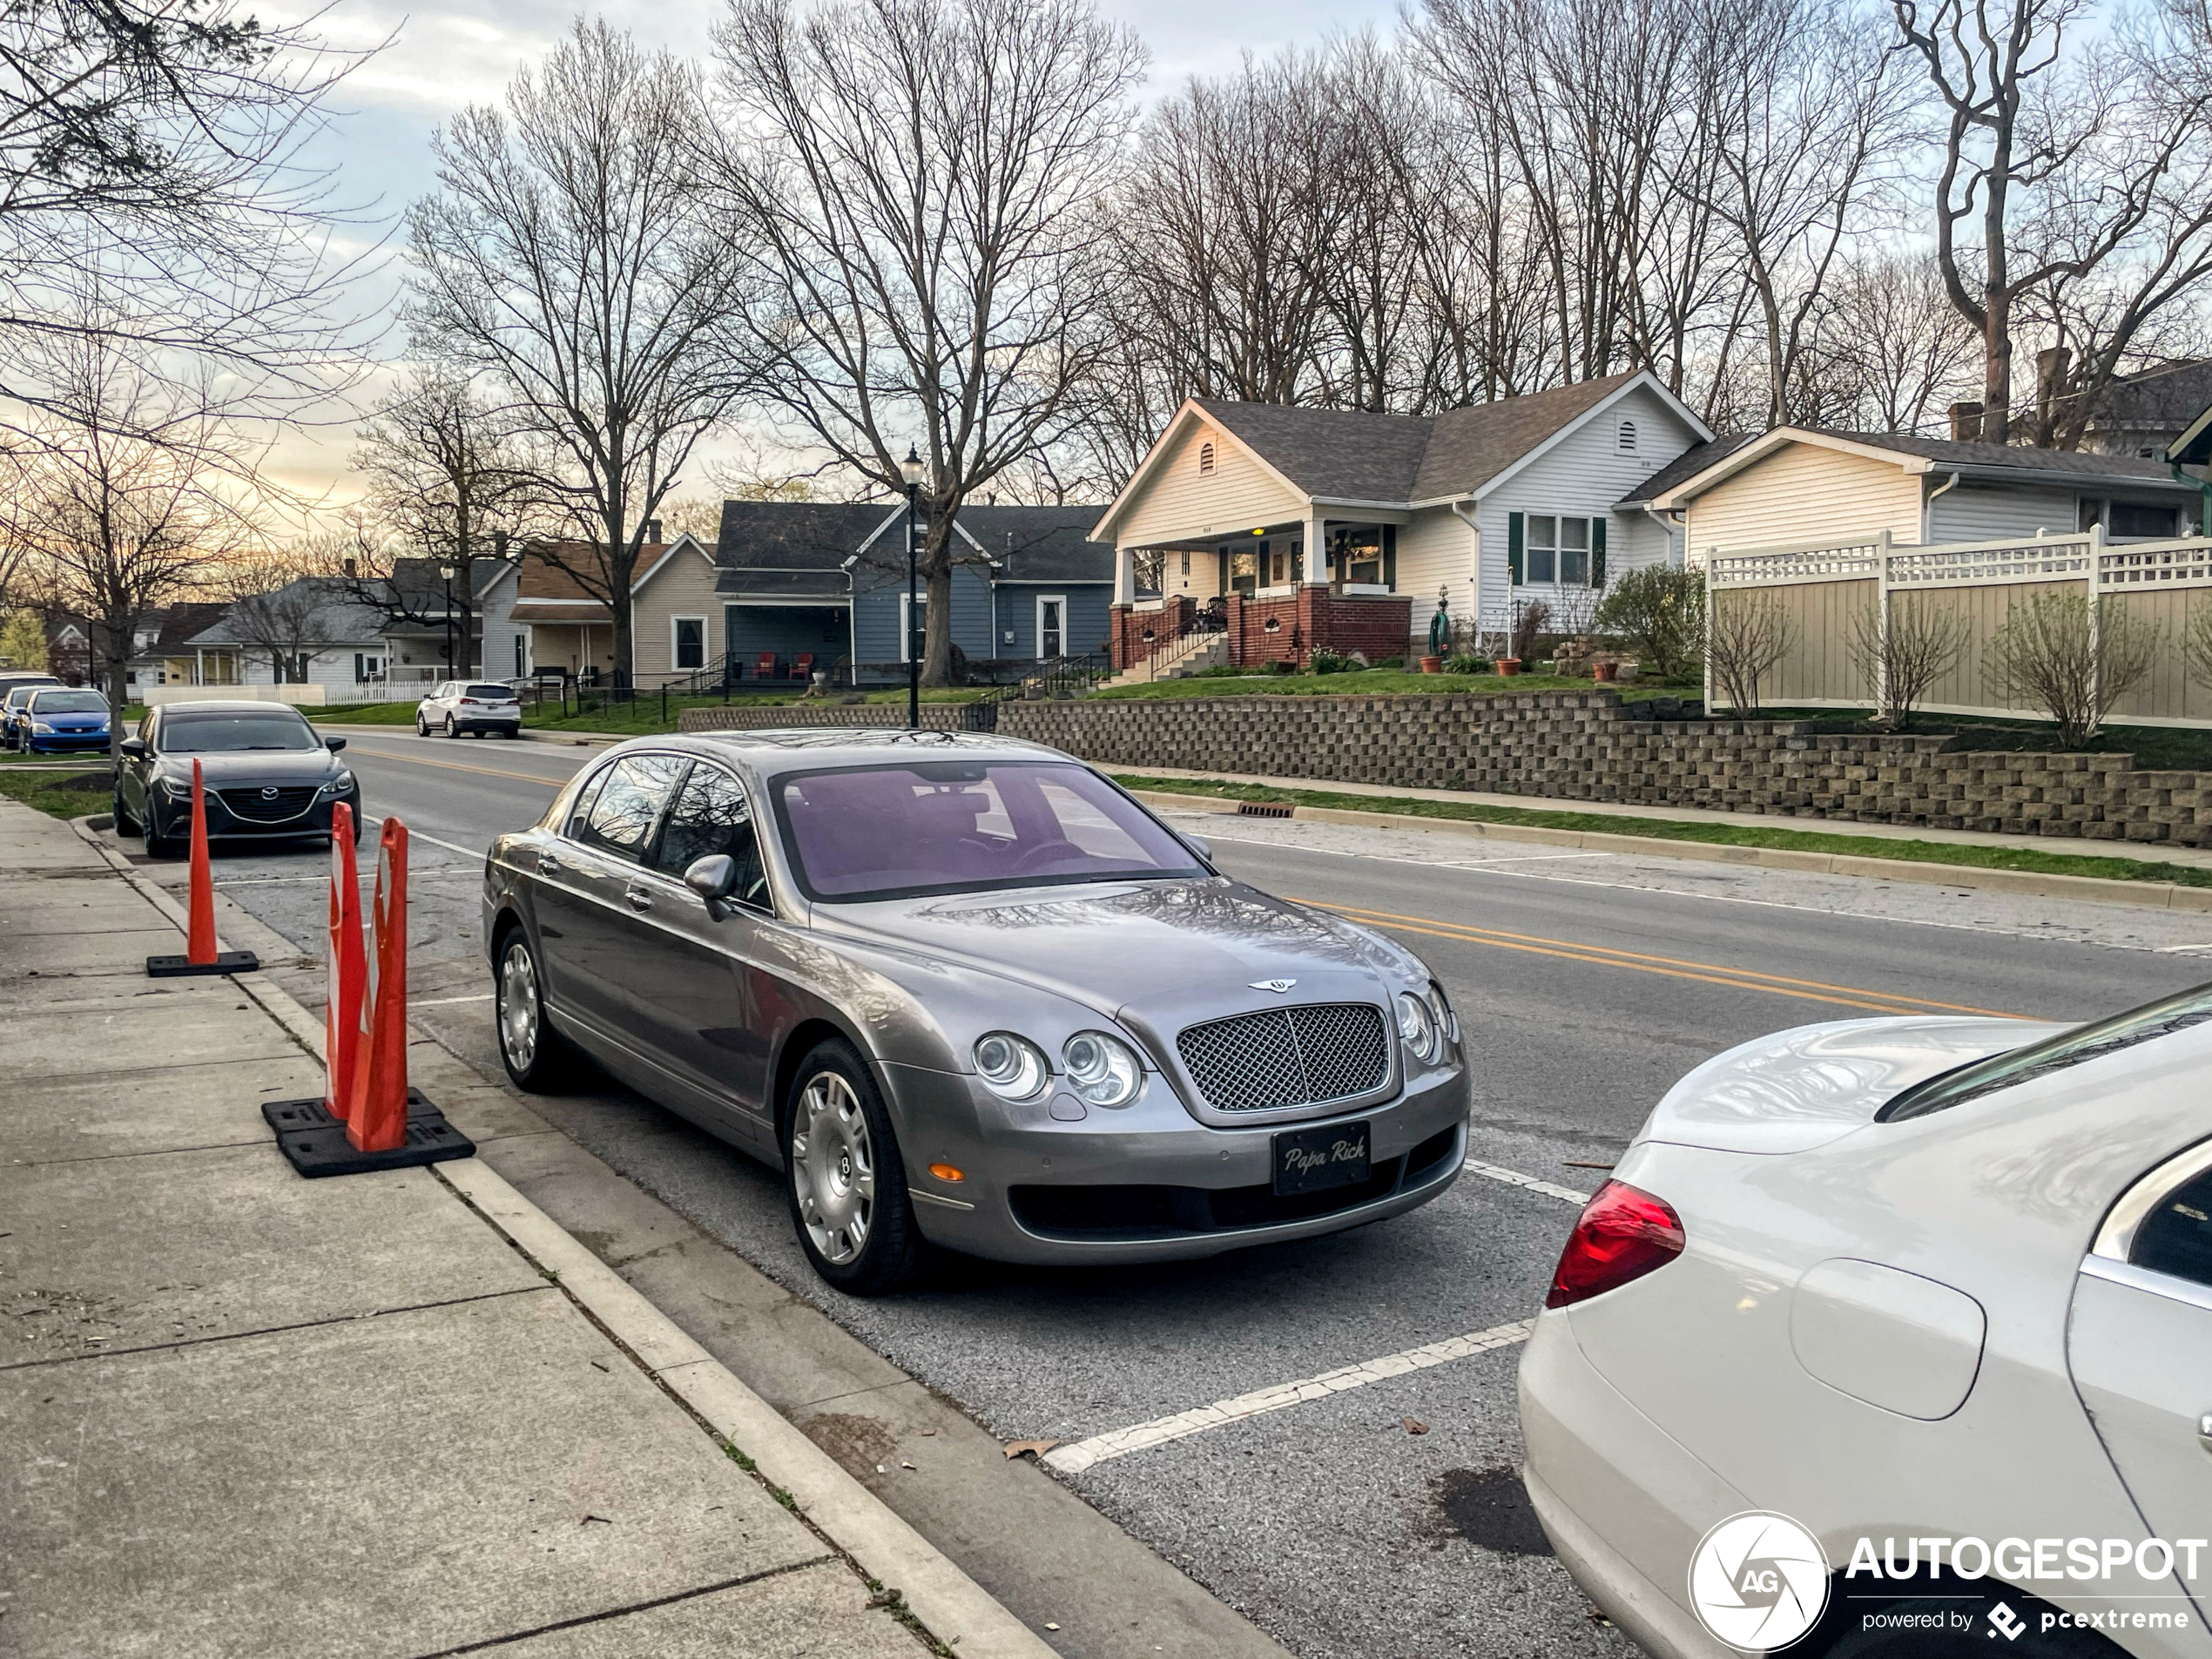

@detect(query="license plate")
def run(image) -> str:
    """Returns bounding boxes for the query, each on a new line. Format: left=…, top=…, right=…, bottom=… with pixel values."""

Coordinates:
left=1272, top=1120, right=1372, bottom=1196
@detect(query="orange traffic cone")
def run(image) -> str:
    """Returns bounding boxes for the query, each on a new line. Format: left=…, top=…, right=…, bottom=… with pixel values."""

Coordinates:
left=324, top=801, right=366, bottom=1123
left=145, top=757, right=259, bottom=978
left=347, top=816, right=410, bottom=1153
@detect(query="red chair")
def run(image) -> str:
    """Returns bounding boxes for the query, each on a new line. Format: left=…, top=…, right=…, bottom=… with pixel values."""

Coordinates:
left=792, top=652, right=815, bottom=681
left=755, top=651, right=779, bottom=681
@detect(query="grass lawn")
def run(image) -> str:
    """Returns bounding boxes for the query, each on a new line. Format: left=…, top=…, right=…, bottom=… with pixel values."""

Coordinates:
left=1113, top=772, right=2212, bottom=890
left=0, top=762, right=110, bottom=820
left=307, top=687, right=992, bottom=737
left=1747, top=705, right=2212, bottom=773
left=1092, top=669, right=1701, bottom=701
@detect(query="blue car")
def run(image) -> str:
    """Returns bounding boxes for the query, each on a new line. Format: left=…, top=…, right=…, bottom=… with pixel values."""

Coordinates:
left=20, top=687, right=111, bottom=752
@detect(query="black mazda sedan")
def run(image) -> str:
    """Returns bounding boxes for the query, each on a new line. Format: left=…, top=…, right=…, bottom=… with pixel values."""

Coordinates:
left=114, top=701, right=361, bottom=858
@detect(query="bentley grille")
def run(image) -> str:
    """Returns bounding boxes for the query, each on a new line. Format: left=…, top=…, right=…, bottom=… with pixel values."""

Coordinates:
left=217, top=785, right=318, bottom=824
left=1175, top=1003, right=1390, bottom=1114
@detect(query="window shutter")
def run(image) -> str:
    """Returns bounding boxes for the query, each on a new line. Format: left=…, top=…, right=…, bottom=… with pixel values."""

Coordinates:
left=1507, top=512, right=1525, bottom=586
left=1590, top=518, right=1608, bottom=588
left=1383, top=525, right=1397, bottom=590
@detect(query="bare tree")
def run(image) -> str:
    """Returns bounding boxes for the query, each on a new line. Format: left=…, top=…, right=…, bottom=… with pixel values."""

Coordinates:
left=213, top=556, right=347, bottom=684
left=407, top=21, right=753, bottom=687
left=1846, top=593, right=1973, bottom=725
left=0, top=0, right=377, bottom=448
left=710, top=0, right=1144, bottom=686
left=1707, top=590, right=1797, bottom=710
left=2, top=340, right=248, bottom=737
left=339, top=368, right=549, bottom=676
left=1986, top=588, right=2160, bottom=745
left=1818, top=256, right=1983, bottom=432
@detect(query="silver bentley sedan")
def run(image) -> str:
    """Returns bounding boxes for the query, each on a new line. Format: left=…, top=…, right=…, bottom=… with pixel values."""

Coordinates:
left=482, top=730, right=1469, bottom=1294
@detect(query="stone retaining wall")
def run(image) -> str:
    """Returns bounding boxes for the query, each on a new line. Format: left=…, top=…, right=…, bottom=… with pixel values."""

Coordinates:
left=677, top=703, right=969, bottom=733
left=993, top=691, right=2212, bottom=847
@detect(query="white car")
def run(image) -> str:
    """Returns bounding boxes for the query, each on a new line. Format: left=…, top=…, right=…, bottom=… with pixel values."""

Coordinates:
left=415, top=679, right=522, bottom=738
left=1521, top=987, right=2212, bottom=1659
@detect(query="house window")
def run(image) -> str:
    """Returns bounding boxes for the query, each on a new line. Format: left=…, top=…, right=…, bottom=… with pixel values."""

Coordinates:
left=2110, top=502, right=2178, bottom=539
left=1617, top=420, right=1637, bottom=453
left=672, top=615, right=705, bottom=671
left=1525, top=515, right=1598, bottom=586
left=899, top=591, right=929, bottom=661
left=1197, top=441, right=1217, bottom=476
left=1036, top=595, right=1066, bottom=659
left=1226, top=547, right=1259, bottom=597
left=353, top=654, right=384, bottom=683
left=1179, top=550, right=1190, bottom=577
left=1325, top=524, right=1389, bottom=589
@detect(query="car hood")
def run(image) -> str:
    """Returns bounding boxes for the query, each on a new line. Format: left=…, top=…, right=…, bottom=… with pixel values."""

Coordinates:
left=1640, top=1015, right=2067, bottom=1155
left=814, top=876, right=1423, bottom=1034
left=154, top=750, right=341, bottom=786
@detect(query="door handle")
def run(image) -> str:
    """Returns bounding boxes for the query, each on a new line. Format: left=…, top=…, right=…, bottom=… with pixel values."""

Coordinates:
left=2199, top=1413, right=2212, bottom=1455
left=536, top=853, right=561, bottom=876
left=624, top=884, right=653, bottom=913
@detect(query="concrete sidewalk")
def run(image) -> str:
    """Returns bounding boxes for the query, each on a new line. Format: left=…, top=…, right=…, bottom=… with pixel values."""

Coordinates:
left=0, top=796, right=1042, bottom=1659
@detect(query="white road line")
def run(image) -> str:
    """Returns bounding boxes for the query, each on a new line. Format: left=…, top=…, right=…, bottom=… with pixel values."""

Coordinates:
left=1460, top=1158, right=1593, bottom=1206
left=1041, top=1318, right=1534, bottom=1476
left=412, top=993, right=494, bottom=1007
left=358, top=814, right=484, bottom=862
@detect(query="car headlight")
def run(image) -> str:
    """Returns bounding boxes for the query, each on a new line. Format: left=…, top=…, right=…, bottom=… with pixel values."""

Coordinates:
left=30, top=720, right=53, bottom=733
left=1396, top=990, right=1440, bottom=1066
left=158, top=775, right=192, bottom=795
left=1427, top=981, right=1458, bottom=1049
left=1062, top=1030, right=1143, bottom=1107
left=318, top=771, right=355, bottom=797
left=973, top=1032, right=1049, bottom=1102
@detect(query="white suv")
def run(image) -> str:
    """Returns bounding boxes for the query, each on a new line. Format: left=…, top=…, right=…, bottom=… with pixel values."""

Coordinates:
left=415, top=680, right=523, bottom=738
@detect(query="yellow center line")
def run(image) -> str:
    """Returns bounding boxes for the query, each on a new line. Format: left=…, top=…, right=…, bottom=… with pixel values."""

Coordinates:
left=1294, top=897, right=2033, bottom=1020
left=344, top=745, right=569, bottom=788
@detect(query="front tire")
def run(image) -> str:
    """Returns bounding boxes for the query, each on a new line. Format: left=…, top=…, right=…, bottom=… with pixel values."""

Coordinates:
left=494, top=929, right=583, bottom=1092
left=111, top=788, right=138, bottom=836
left=783, top=1039, right=925, bottom=1295
left=142, top=807, right=179, bottom=860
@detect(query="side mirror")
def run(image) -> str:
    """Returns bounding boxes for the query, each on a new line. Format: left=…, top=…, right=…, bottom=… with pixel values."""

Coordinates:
left=118, top=738, right=145, bottom=759
left=324, top=736, right=347, bottom=752
left=684, top=853, right=739, bottom=906
left=1184, top=833, right=1211, bottom=861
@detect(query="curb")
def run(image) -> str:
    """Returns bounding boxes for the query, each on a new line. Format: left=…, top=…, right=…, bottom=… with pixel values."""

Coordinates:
left=62, top=815, right=1058, bottom=1659
left=1130, top=789, right=2212, bottom=914
left=308, top=722, right=620, bottom=748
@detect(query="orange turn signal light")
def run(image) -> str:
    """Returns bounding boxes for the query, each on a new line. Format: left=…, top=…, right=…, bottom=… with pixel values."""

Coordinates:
left=927, top=1163, right=965, bottom=1183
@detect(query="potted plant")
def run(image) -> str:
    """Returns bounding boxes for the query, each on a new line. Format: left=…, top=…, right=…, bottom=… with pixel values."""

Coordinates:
left=1420, top=654, right=1443, bottom=674
left=1497, top=658, right=1522, bottom=677
left=1593, top=659, right=1618, bottom=683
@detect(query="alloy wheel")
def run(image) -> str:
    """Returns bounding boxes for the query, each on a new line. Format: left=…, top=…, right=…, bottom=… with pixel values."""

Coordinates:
left=497, top=940, right=539, bottom=1073
left=790, top=1071, right=875, bottom=1265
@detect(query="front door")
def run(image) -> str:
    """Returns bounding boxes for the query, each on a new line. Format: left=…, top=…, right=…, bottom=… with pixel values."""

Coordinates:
left=2068, top=1150, right=2212, bottom=1626
left=1037, top=597, right=1065, bottom=659
left=628, top=760, right=779, bottom=1136
left=538, top=752, right=690, bottom=1049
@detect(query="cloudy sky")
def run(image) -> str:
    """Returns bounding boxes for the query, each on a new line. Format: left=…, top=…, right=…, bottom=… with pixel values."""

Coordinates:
left=264, top=0, right=1399, bottom=522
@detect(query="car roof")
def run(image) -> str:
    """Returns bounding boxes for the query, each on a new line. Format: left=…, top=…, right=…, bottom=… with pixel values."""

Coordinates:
left=28, top=685, right=104, bottom=699
left=156, top=700, right=313, bottom=714
left=610, top=727, right=1068, bottom=781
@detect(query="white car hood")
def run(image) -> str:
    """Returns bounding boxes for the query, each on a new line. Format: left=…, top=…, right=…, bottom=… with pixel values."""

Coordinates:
left=1639, top=1015, right=2066, bottom=1154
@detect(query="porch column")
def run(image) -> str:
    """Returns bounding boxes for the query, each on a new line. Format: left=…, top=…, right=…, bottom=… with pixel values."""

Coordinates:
left=1113, top=546, right=1137, bottom=605
left=1302, top=511, right=1328, bottom=586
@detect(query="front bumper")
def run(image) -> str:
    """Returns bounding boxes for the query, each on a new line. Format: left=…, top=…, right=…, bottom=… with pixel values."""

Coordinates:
left=152, top=789, right=357, bottom=840
left=885, top=1061, right=1470, bottom=1265
left=25, top=730, right=110, bottom=752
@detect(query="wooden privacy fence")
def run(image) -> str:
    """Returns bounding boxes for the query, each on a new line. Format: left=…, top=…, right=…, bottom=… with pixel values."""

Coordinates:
left=1705, top=528, right=2212, bottom=725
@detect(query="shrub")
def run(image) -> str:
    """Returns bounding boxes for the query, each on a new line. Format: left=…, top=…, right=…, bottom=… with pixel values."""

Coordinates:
left=1593, top=565, right=1705, bottom=682
left=1508, top=600, right=1551, bottom=665
left=1986, top=590, right=2161, bottom=748
left=1445, top=655, right=1491, bottom=674
left=1844, top=593, right=1971, bottom=729
left=1309, top=650, right=1351, bottom=675
left=1266, top=658, right=1296, bottom=675
left=1706, top=591, right=1796, bottom=711
left=1370, top=656, right=1403, bottom=671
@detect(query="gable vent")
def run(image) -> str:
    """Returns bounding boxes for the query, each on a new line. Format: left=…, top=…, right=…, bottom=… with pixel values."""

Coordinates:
left=1197, top=439, right=1217, bottom=476
left=1616, top=420, right=1637, bottom=454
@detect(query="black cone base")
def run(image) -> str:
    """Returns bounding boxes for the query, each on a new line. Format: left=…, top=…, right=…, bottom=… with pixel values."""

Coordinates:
left=261, top=1091, right=475, bottom=1178
left=147, top=949, right=260, bottom=978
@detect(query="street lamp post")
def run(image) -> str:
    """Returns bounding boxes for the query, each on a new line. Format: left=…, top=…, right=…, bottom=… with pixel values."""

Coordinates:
left=439, top=563, right=457, bottom=677
left=900, top=446, right=925, bottom=730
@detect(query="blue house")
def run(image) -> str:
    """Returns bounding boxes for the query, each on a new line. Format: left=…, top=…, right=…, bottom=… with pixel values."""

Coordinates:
left=714, top=500, right=1113, bottom=684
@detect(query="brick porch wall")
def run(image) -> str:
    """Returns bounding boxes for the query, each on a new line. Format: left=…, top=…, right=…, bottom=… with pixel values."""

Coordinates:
left=1108, top=598, right=1197, bottom=671
left=1222, top=590, right=1415, bottom=670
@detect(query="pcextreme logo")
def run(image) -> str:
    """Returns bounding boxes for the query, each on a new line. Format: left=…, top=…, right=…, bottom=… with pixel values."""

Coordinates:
left=1688, top=1511, right=1831, bottom=1652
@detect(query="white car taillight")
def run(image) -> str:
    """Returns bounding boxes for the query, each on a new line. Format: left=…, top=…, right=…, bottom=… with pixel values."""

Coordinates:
left=1546, top=1181, right=1684, bottom=1308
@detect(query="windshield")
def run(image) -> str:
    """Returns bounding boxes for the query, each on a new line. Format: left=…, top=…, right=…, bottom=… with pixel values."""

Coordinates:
left=158, top=712, right=322, bottom=754
left=463, top=684, right=514, bottom=700
left=776, top=759, right=1207, bottom=901
left=5, top=685, right=50, bottom=707
left=1881, top=979, right=2212, bottom=1120
left=30, top=691, right=107, bottom=714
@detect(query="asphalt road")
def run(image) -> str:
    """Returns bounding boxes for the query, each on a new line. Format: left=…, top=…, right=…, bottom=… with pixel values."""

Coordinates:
left=157, top=728, right=2212, bottom=1659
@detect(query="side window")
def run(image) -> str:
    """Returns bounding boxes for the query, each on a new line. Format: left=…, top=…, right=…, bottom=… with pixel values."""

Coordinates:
left=2134, top=1167, right=2212, bottom=1289
left=570, top=755, right=689, bottom=861
left=651, top=763, right=769, bottom=907
left=562, top=767, right=610, bottom=837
